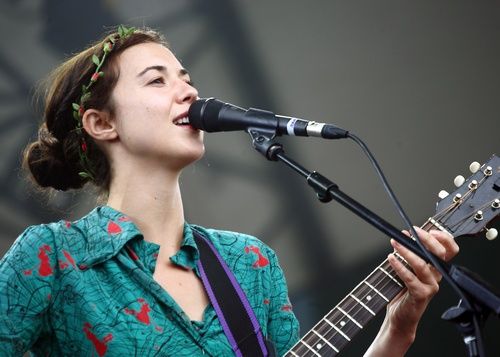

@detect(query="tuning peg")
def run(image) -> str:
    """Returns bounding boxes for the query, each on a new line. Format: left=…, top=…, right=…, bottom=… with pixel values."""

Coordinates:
left=486, top=228, right=498, bottom=241
left=454, top=175, right=465, bottom=187
left=469, top=161, right=481, bottom=173
left=492, top=199, right=500, bottom=209
left=438, top=190, right=449, bottom=199
left=468, top=180, right=478, bottom=190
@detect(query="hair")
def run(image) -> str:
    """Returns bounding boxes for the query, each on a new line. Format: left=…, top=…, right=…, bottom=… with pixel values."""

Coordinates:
left=23, top=26, right=168, bottom=193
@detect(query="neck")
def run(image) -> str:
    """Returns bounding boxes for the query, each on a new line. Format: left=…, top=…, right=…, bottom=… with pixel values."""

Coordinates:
left=106, top=163, right=185, bottom=249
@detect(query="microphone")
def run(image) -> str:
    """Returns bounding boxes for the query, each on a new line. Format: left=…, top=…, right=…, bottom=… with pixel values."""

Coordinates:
left=188, top=98, right=348, bottom=139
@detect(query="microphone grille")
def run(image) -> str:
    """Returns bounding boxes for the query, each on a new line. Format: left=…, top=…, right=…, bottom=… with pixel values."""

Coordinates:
left=188, top=98, right=224, bottom=131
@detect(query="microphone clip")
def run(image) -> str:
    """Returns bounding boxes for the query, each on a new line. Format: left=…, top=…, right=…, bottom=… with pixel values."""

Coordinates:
left=247, top=128, right=283, bottom=161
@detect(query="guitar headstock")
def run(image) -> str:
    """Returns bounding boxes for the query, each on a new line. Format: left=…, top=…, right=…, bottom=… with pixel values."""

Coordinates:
left=434, top=155, right=499, bottom=240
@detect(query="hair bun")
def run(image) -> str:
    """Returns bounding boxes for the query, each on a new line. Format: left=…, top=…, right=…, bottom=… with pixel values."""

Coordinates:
left=24, top=125, right=86, bottom=191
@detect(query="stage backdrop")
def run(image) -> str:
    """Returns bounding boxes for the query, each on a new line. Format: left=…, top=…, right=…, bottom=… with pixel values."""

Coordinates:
left=0, top=0, right=498, bottom=355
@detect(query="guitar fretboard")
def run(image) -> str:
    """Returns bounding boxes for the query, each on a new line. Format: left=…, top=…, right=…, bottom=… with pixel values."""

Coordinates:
left=285, top=221, right=438, bottom=357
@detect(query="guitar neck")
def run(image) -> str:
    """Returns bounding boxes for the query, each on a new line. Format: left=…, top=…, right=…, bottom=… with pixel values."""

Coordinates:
left=285, top=221, right=438, bottom=357
left=284, top=153, right=500, bottom=356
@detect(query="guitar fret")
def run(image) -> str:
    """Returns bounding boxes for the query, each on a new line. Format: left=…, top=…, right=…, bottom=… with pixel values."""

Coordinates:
left=378, top=266, right=403, bottom=287
left=365, top=264, right=403, bottom=301
left=299, top=339, right=321, bottom=357
left=288, top=351, right=299, bottom=357
left=312, top=329, right=339, bottom=353
left=352, top=269, right=400, bottom=314
left=336, top=306, right=363, bottom=329
left=350, top=294, right=376, bottom=316
left=363, top=281, right=389, bottom=302
left=299, top=324, right=343, bottom=356
left=393, top=252, right=411, bottom=270
left=323, top=317, right=351, bottom=341
left=341, top=295, right=375, bottom=326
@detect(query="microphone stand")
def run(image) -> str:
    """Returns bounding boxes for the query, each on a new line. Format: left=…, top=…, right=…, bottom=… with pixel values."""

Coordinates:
left=246, top=127, right=500, bottom=356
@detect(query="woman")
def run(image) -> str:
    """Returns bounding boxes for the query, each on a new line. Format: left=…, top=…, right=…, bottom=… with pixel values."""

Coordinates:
left=0, top=26, right=458, bottom=356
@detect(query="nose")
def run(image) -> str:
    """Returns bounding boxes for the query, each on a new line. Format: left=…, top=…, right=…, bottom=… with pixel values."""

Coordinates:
left=177, top=79, right=199, bottom=104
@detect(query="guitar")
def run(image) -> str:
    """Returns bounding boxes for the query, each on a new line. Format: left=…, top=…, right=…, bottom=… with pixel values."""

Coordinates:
left=284, top=155, right=500, bottom=356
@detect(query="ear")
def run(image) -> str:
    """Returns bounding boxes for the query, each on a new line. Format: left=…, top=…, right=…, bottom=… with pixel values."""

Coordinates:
left=81, top=109, right=118, bottom=143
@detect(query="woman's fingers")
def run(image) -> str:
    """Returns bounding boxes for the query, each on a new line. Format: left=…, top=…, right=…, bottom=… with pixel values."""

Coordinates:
left=428, top=229, right=459, bottom=262
left=397, top=227, right=459, bottom=281
left=390, top=239, right=439, bottom=297
left=402, top=227, right=457, bottom=260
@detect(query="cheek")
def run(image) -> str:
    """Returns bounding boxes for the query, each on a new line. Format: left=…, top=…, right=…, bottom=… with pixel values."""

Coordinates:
left=115, top=104, right=158, bottom=134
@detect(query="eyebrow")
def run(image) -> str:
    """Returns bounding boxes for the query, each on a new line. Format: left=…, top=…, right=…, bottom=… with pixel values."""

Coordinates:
left=137, top=65, right=190, bottom=78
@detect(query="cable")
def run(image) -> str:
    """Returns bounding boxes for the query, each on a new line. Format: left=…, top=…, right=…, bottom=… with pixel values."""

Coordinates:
left=346, top=132, right=485, bottom=356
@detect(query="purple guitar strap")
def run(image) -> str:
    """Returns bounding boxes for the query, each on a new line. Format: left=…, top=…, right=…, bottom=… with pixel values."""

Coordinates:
left=192, top=229, right=275, bottom=357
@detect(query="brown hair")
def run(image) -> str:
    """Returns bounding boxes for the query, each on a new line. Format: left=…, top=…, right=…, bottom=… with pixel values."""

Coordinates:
left=23, top=27, right=168, bottom=192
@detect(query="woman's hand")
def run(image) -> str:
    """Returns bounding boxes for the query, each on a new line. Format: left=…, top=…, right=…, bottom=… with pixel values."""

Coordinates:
left=364, top=227, right=459, bottom=357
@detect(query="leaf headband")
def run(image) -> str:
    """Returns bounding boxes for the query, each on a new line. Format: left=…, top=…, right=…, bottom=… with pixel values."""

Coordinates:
left=71, top=25, right=136, bottom=181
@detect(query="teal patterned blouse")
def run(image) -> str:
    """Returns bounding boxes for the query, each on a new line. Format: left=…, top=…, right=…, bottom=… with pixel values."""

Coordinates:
left=0, top=206, right=299, bottom=356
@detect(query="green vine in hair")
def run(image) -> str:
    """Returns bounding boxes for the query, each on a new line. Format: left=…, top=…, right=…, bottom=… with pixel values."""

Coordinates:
left=71, top=25, right=136, bottom=181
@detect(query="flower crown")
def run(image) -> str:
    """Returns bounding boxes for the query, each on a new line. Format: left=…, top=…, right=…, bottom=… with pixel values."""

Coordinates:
left=71, top=25, right=136, bottom=181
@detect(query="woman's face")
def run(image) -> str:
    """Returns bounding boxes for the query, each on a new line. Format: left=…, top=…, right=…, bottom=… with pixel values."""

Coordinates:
left=110, top=42, right=204, bottom=171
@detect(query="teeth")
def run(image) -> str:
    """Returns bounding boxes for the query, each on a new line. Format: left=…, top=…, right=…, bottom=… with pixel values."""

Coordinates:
left=174, top=116, right=190, bottom=125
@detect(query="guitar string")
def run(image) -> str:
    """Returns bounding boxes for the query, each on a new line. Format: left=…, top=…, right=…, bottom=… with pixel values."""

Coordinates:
left=433, top=173, right=490, bottom=230
left=436, top=175, right=498, bottom=233
left=448, top=199, right=497, bottom=232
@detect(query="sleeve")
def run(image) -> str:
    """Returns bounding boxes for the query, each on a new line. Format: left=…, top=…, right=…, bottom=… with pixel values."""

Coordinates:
left=0, top=226, right=56, bottom=355
left=265, top=248, right=300, bottom=356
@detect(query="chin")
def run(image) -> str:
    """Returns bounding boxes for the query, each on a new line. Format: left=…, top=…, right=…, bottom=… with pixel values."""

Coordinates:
left=189, top=148, right=205, bottom=164
left=176, top=146, right=205, bottom=169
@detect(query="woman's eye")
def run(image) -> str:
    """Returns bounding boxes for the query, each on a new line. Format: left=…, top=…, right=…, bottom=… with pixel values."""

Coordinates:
left=149, top=77, right=165, bottom=85
left=186, top=80, right=194, bottom=86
